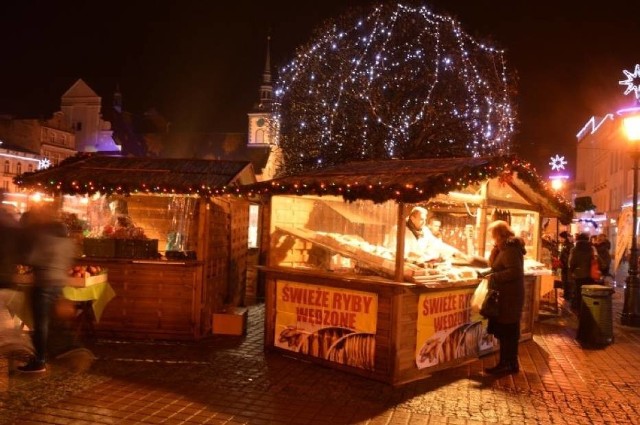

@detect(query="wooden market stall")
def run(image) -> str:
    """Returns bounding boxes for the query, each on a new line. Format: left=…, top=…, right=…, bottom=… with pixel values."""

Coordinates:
left=240, top=156, right=572, bottom=385
left=15, top=154, right=256, bottom=340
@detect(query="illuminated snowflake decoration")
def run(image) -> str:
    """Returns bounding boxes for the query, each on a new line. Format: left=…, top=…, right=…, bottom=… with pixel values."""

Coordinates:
left=274, top=3, right=516, bottom=176
left=38, top=158, right=51, bottom=170
left=549, top=155, right=567, bottom=171
left=619, top=64, right=640, bottom=100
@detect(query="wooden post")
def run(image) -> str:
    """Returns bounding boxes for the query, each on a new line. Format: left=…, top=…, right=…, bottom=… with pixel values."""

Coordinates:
left=477, top=181, right=489, bottom=257
left=395, top=203, right=406, bottom=282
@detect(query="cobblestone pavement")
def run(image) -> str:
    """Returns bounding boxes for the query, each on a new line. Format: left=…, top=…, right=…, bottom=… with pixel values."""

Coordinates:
left=1, top=286, right=640, bottom=424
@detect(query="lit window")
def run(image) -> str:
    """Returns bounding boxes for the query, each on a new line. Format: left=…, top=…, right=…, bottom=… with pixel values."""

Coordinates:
left=16, top=163, right=21, bottom=174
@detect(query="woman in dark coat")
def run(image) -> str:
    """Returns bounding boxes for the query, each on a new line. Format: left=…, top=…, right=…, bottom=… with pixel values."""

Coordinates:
left=484, top=220, right=525, bottom=375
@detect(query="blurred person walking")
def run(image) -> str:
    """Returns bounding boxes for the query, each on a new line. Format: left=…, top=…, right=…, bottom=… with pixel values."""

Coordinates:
left=18, top=204, right=74, bottom=373
left=483, top=220, right=526, bottom=375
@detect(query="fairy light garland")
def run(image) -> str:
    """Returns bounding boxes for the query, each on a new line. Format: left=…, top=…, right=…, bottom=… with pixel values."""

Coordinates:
left=204, top=155, right=570, bottom=218
left=275, top=3, right=515, bottom=176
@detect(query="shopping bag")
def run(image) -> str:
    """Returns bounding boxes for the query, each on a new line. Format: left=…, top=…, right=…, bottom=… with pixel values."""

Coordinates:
left=470, top=278, right=489, bottom=314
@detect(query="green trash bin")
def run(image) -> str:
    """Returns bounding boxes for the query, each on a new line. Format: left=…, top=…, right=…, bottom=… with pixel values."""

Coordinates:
left=577, top=284, right=614, bottom=345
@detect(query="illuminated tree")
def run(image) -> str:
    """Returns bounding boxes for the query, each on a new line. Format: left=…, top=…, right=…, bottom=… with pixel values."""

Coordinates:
left=274, top=3, right=516, bottom=176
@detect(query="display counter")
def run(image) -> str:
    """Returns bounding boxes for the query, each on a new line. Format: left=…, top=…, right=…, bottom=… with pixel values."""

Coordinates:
left=74, top=258, right=206, bottom=340
left=248, top=156, right=574, bottom=385
left=263, top=266, right=536, bottom=385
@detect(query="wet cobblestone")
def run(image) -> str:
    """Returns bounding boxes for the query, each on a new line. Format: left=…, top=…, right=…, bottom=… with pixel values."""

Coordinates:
left=1, top=288, right=640, bottom=424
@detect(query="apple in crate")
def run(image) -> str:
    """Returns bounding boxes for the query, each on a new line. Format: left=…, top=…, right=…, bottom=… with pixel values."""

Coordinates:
left=67, top=265, right=107, bottom=287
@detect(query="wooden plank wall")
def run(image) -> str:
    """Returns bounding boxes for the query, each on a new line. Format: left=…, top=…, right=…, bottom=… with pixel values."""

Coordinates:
left=90, top=261, right=203, bottom=340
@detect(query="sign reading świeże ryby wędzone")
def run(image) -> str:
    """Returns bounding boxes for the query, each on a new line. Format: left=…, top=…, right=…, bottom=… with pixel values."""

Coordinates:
left=274, top=280, right=378, bottom=370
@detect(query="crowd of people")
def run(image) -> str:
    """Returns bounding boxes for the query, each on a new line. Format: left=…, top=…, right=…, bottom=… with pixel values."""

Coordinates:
left=555, top=231, right=612, bottom=312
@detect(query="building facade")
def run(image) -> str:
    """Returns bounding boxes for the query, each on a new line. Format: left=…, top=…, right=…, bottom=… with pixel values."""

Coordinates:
left=575, top=113, right=631, bottom=263
left=60, top=79, right=117, bottom=152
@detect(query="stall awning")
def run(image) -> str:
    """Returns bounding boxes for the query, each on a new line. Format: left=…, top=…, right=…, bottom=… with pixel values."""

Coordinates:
left=233, top=155, right=573, bottom=223
left=14, top=153, right=257, bottom=197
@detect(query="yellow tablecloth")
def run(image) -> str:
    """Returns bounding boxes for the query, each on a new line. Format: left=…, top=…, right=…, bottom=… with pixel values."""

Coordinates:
left=62, top=282, right=116, bottom=322
left=3, top=282, right=115, bottom=328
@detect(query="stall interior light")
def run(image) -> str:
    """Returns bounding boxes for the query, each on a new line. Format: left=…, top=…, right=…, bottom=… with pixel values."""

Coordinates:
left=445, top=191, right=483, bottom=203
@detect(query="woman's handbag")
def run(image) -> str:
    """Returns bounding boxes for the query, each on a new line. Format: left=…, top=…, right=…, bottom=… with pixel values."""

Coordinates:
left=480, top=277, right=500, bottom=319
left=480, top=289, right=500, bottom=318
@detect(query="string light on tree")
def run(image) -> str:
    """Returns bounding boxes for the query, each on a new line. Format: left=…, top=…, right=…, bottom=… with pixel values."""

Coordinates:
left=274, top=3, right=516, bottom=176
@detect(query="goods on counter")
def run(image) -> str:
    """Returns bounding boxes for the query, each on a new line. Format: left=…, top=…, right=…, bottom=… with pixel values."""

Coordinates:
left=83, top=237, right=159, bottom=259
left=67, top=265, right=108, bottom=287
left=102, top=224, right=146, bottom=240
left=524, top=258, right=553, bottom=275
left=68, top=265, right=105, bottom=278
left=279, top=227, right=480, bottom=285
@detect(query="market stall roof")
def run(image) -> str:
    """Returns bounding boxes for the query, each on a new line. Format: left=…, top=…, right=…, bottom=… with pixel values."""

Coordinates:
left=14, top=154, right=257, bottom=197
left=233, top=155, right=573, bottom=223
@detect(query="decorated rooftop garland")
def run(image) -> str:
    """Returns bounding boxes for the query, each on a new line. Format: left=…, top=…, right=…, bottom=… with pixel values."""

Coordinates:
left=13, top=154, right=572, bottom=224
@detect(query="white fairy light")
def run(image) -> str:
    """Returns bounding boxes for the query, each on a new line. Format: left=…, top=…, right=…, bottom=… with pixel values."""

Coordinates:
left=274, top=3, right=515, bottom=175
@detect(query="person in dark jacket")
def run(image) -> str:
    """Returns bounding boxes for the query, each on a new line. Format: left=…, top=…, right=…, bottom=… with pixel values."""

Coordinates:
left=558, top=231, right=574, bottom=301
left=484, top=220, right=525, bottom=375
left=595, top=234, right=612, bottom=280
left=568, top=233, right=595, bottom=312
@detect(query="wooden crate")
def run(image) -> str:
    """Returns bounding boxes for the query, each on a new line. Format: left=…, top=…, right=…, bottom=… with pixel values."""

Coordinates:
left=83, top=238, right=116, bottom=258
left=67, top=273, right=108, bottom=288
left=114, top=239, right=158, bottom=259
left=212, top=308, right=248, bottom=335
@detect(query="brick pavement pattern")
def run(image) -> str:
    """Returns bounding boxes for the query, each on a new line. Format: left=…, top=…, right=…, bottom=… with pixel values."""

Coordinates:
left=1, top=287, right=640, bottom=424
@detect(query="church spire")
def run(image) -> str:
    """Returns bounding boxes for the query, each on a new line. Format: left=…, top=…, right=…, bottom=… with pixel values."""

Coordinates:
left=257, top=35, right=272, bottom=110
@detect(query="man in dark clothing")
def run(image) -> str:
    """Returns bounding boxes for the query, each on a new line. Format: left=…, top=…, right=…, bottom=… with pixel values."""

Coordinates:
left=558, top=231, right=574, bottom=301
left=569, top=233, right=595, bottom=312
left=595, top=234, right=612, bottom=280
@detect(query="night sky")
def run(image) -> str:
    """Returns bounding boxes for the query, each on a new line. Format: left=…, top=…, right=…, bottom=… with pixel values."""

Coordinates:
left=2, top=1, right=640, bottom=175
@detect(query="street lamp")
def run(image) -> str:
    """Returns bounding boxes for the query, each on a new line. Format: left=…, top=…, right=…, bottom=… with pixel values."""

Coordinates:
left=619, top=105, right=640, bottom=326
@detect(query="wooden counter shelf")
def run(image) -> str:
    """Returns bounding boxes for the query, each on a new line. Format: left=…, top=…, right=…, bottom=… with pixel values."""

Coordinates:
left=261, top=265, right=536, bottom=386
left=75, top=257, right=207, bottom=340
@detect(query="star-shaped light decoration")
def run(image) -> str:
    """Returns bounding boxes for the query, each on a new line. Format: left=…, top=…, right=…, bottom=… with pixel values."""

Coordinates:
left=620, top=64, right=640, bottom=100
left=38, top=158, right=51, bottom=170
left=549, top=154, right=567, bottom=172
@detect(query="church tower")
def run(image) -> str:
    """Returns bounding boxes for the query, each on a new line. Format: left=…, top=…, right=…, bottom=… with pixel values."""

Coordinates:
left=247, top=36, right=275, bottom=148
